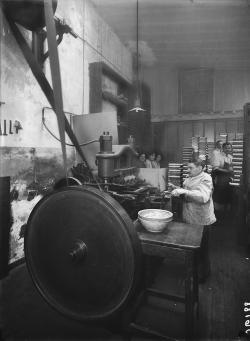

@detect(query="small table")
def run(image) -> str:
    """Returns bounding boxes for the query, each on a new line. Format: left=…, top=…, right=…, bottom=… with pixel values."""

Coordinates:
left=134, top=220, right=204, bottom=338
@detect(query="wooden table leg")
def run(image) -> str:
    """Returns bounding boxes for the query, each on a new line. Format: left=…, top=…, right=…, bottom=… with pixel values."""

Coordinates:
left=185, top=251, right=194, bottom=339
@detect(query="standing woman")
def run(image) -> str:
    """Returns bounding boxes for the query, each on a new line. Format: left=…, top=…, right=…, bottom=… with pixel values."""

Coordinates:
left=211, top=142, right=233, bottom=214
left=210, top=140, right=223, bottom=166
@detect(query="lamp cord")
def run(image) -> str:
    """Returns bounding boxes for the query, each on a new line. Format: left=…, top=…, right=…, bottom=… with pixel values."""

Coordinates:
left=136, top=0, right=139, bottom=89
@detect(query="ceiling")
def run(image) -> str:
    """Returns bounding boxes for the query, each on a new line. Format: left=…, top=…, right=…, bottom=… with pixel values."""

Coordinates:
left=92, top=0, right=250, bottom=70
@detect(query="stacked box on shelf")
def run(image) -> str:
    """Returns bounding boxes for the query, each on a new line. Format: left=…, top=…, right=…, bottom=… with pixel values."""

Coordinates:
left=207, top=142, right=215, bottom=161
left=182, top=164, right=189, bottom=183
left=191, top=137, right=199, bottom=152
left=198, top=137, right=208, bottom=161
left=198, top=137, right=210, bottom=172
left=229, top=140, right=243, bottom=187
left=207, top=142, right=215, bottom=173
left=168, top=163, right=185, bottom=188
left=182, top=147, right=193, bottom=164
left=184, top=137, right=210, bottom=171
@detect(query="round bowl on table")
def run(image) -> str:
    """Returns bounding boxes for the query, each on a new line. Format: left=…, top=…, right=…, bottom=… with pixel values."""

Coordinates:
left=138, top=209, right=173, bottom=233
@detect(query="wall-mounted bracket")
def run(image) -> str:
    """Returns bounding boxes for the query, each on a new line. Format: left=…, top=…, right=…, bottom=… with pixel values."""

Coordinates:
left=32, top=16, right=78, bottom=66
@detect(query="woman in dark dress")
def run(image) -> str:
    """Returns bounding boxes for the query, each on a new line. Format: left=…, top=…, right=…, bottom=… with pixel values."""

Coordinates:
left=211, top=142, right=233, bottom=213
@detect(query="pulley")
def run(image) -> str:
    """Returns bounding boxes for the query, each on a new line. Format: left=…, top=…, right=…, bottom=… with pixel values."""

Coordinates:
left=1, top=0, right=58, bottom=31
left=24, top=186, right=142, bottom=322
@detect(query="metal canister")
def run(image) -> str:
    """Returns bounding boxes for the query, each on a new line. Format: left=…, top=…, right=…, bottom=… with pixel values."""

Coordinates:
left=97, top=133, right=114, bottom=179
left=99, top=132, right=112, bottom=153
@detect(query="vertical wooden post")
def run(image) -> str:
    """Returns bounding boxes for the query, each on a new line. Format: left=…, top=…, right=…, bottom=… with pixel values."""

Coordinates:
left=0, top=177, right=11, bottom=279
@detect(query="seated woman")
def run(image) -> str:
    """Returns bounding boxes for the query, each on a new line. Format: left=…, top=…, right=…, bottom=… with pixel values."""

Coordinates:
left=170, top=158, right=216, bottom=282
left=155, top=153, right=162, bottom=168
left=135, top=152, right=147, bottom=168
left=145, top=152, right=157, bottom=168
left=210, top=142, right=233, bottom=214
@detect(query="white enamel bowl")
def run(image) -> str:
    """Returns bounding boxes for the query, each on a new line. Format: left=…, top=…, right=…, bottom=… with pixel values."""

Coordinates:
left=138, top=209, right=173, bottom=233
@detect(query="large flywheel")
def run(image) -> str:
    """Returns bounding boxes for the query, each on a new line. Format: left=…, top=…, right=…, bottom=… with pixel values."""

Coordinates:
left=24, top=186, right=142, bottom=322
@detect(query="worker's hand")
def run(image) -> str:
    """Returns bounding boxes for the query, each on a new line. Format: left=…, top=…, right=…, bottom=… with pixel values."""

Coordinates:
left=171, top=188, right=187, bottom=197
left=167, top=182, right=179, bottom=191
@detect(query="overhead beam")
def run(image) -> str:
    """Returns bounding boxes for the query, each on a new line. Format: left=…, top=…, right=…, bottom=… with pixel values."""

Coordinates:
left=153, top=47, right=250, bottom=53
left=93, top=0, right=250, bottom=7
left=191, top=0, right=248, bottom=5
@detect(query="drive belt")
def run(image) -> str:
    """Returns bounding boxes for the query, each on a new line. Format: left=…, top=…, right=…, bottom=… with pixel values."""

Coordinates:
left=44, top=0, right=67, bottom=178
left=2, top=3, right=97, bottom=184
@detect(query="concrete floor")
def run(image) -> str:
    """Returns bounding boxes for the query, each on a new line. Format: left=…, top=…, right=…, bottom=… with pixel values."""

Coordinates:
left=1, top=211, right=250, bottom=340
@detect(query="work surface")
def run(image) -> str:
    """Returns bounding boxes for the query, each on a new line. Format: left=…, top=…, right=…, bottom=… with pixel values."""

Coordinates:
left=135, top=220, right=204, bottom=250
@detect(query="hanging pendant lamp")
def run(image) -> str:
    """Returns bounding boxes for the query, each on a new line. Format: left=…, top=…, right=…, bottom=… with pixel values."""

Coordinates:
left=129, top=0, right=145, bottom=113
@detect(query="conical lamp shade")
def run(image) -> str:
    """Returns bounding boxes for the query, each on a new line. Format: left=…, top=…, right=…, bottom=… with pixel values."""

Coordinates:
left=128, top=94, right=146, bottom=113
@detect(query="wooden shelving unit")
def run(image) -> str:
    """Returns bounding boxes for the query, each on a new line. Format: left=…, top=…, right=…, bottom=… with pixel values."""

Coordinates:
left=89, top=61, right=130, bottom=113
left=89, top=61, right=131, bottom=143
left=89, top=62, right=152, bottom=149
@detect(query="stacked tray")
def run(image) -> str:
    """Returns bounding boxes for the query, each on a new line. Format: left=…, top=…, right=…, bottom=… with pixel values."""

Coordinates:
left=183, top=137, right=210, bottom=172
left=168, top=163, right=188, bottom=188
left=182, top=147, right=193, bottom=164
left=191, top=137, right=199, bottom=152
left=198, top=137, right=208, bottom=161
left=182, top=164, right=189, bottom=181
left=229, top=140, right=243, bottom=187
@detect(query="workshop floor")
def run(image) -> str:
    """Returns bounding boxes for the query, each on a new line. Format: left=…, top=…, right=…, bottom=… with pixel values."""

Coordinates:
left=1, top=211, right=250, bottom=340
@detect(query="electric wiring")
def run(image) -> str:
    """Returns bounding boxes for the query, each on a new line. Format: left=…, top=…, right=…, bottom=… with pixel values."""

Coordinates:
left=42, top=108, right=99, bottom=147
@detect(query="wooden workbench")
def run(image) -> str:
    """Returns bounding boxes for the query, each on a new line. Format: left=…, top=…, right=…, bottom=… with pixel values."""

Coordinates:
left=133, top=219, right=204, bottom=339
left=135, top=220, right=204, bottom=251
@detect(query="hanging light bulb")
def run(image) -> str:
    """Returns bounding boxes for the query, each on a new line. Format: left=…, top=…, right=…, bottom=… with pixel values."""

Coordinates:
left=129, top=0, right=145, bottom=113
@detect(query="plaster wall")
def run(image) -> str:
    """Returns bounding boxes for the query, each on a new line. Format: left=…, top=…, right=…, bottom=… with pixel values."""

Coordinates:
left=0, top=0, right=132, bottom=178
left=0, top=0, right=84, bottom=151
left=82, top=0, right=132, bottom=115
